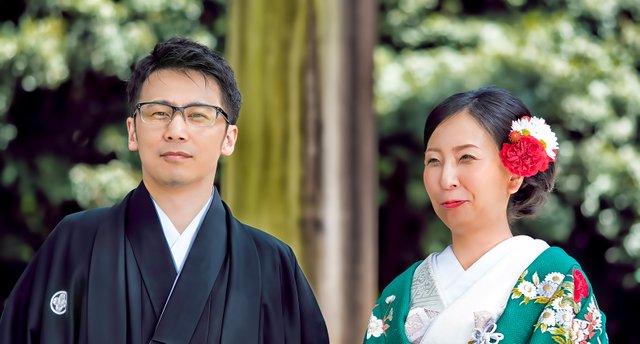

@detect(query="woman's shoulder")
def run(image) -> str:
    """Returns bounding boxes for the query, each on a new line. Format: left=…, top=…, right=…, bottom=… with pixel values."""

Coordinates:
left=379, top=261, right=423, bottom=298
left=537, top=245, right=578, bottom=262
left=527, top=245, right=583, bottom=274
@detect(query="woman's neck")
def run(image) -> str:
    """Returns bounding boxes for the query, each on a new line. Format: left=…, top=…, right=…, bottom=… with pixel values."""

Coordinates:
left=450, top=225, right=513, bottom=270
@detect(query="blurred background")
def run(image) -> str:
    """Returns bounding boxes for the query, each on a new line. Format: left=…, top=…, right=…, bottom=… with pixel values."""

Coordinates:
left=0, top=0, right=638, bottom=342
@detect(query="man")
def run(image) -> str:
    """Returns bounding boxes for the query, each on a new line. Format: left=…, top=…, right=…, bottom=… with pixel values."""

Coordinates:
left=0, top=37, right=329, bottom=343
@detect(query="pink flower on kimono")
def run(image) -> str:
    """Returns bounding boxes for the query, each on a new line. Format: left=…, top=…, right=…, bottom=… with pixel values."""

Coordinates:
left=585, top=298, right=603, bottom=337
left=573, top=269, right=589, bottom=304
left=570, top=319, right=590, bottom=343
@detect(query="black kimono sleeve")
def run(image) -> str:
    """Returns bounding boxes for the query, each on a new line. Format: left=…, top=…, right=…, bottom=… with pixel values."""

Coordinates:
left=238, top=226, right=329, bottom=344
left=0, top=211, right=101, bottom=344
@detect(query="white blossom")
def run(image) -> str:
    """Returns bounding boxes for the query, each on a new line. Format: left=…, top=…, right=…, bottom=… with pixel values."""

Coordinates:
left=537, top=281, right=559, bottom=298
left=544, top=272, right=565, bottom=284
left=555, top=308, right=574, bottom=327
left=511, top=116, right=559, bottom=159
left=538, top=309, right=557, bottom=326
left=366, top=314, right=384, bottom=339
left=517, top=281, right=537, bottom=298
left=385, top=295, right=396, bottom=304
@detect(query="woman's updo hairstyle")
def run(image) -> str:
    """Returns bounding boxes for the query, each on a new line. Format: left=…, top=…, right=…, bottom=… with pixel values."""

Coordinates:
left=423, top=86, right=555, bottom=220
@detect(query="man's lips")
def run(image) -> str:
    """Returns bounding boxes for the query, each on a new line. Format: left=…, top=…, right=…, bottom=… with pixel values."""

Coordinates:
left=441, top=200, right=467, bottom=209
left=160, top=151, right=192, bottom=160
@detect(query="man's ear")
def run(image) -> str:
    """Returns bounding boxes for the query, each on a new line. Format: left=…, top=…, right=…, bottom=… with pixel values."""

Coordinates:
left=127, top=117, right=139, bottom=152
left=220, top=125, right=238, bottom=156
left=507, top=174, right=524, bottom=194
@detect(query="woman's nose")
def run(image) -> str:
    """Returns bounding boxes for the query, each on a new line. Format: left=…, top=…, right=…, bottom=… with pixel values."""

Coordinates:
left=440, top=164, right=459, bottom=189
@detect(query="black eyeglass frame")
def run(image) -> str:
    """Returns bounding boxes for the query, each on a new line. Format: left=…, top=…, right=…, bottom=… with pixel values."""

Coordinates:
left=133, top=101, right=230, bottom=126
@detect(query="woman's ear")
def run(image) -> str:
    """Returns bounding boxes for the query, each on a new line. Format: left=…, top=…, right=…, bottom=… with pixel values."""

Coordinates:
left=507, top=174, right=524, bottom=194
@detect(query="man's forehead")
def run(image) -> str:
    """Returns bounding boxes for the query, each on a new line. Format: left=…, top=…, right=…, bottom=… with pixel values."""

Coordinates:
left=144, top=68, right=219, bottom=88
left=139, top=68, right=222, bottom=103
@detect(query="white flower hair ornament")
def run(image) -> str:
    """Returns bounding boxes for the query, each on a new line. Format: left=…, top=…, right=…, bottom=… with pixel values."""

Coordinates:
left=499, top=116, right=559, bottom=178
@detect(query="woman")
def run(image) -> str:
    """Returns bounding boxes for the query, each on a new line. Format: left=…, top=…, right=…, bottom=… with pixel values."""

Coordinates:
left=365, top=87, right=607, bottom=343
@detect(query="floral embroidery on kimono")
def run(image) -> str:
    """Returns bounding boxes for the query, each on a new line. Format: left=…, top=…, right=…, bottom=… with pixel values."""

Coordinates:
left=364, top=246, right=608, bottom=344
left=367, top=295, right=396, bottom=339
left=511, top=267, right=606, bottom=343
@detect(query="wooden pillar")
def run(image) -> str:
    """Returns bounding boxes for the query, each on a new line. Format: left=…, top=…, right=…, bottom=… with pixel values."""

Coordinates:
left=225, top=1, right=377, bottom=342
left=311, top=1, right=377, bottom=342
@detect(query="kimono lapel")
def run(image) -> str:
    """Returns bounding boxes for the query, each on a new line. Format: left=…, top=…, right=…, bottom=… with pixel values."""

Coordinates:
left=422, top=236, right=548, bottom=343
left=86, top=191, right=130, bottom=344
left=150, top=188, right=229, bottom=343
left=219, top=202, right=262, bottom=343
left=84, top=185, right=265, bottom=343
left=125, top=184, right=177, bottom=318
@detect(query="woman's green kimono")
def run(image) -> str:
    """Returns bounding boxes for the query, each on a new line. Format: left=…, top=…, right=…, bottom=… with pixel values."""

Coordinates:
left=364, top=247, right=607, bottom=343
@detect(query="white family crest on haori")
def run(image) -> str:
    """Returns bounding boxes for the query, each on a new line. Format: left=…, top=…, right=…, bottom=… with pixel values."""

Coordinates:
left=50, top=290, right=68, bottom=315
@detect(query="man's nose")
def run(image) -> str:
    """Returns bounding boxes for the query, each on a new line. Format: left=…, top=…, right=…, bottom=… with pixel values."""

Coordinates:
left=163, top=111, right=189, bottom=141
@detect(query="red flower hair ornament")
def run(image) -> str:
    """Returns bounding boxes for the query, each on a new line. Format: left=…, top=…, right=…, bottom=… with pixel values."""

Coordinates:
left=500, top=116, right=559, bottom=177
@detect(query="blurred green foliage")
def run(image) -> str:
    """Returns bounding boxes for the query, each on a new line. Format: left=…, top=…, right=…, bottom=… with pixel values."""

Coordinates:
left=376, top=0, right=639, bottom=341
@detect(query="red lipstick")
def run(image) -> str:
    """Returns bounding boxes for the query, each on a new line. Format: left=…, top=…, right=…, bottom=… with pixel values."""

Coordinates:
left=441, top=200, right=466, bottom=209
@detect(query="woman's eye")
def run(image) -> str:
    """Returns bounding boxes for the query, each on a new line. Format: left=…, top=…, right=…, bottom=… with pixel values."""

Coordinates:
left=425, top=158, right=440, bottom=165
left=460, top=154, right=475, bottom=161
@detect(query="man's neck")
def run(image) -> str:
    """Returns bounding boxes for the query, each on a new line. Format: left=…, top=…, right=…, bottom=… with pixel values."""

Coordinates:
left=144, top=181, right=213, bottom=234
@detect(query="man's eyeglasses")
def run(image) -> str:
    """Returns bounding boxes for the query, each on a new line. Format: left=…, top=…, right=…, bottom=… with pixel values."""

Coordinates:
left=134, top=102, right=230, bottom=127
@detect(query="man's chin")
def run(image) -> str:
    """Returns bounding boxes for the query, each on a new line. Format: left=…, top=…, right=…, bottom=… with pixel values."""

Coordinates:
left=160, top=176, right=216, bottom=190
left=163, top=180, right=189, bottom=188
left=155, top=175, right=193, bottom=188
left=143, top=171, right=212, bottom=189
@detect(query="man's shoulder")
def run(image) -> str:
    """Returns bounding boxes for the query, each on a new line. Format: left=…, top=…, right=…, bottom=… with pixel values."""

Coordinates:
left=233, top=219, right=296, bottom=261
left=46, top=205, right=117, bottom=247
left=14, top=206, right=116, bottom=283
left=56, top=207, right=112, bottom=232
left=62, top=206, right=111, bottom=224
left=239, top=222, right=292, bottom=250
